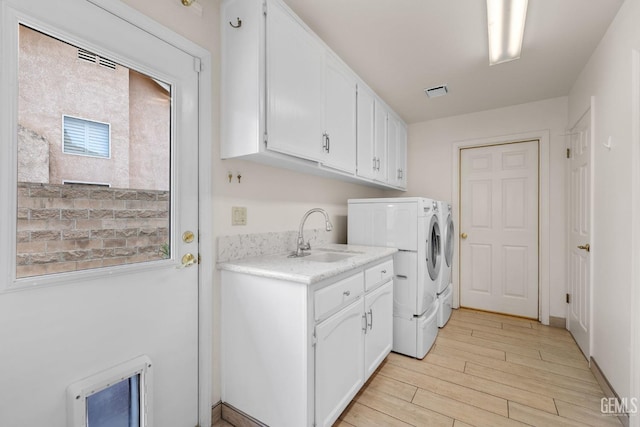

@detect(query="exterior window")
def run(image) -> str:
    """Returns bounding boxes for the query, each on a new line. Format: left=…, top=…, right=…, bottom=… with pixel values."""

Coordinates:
left=63, top=115, right=110, bottom=158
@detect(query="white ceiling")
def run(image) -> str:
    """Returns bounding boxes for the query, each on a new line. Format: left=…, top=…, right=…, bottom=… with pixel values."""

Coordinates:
left=282, top=0, right=624, bottom=124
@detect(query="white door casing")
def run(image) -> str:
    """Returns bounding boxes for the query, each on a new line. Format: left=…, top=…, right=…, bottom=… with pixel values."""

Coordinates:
left=459, top=140, right=539, bottom=318
left=0, top=0, right=213, bottom=425
left=567, top=105, right=593, bottom=357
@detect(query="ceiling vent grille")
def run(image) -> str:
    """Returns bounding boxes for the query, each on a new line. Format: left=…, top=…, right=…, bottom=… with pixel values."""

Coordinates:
left=424, top=85, right=449, bottom=98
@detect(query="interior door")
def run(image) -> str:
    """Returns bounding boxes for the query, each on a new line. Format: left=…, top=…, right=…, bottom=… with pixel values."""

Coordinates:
left=0, top=1, right=200, bottom=426
left=567, top=109, right=592, bottom=357
left=459, top=141, right=539, bottom=318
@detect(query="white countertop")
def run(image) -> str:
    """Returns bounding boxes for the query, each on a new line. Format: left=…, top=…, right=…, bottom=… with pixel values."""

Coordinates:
left=217, top=243, right=397, bottom=284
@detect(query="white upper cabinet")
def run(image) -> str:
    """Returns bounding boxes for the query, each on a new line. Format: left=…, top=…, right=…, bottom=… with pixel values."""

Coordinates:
left=221, top=0, right=406, bottom=189
left=374, top=98, right=389, bottom=183
left=322, top=53, right=357, bottom=174
left=356, top=84, right=376, bottom=180
left=387, top=112, right=407, bottom=189
left=267, top=0, right=324, bottom=161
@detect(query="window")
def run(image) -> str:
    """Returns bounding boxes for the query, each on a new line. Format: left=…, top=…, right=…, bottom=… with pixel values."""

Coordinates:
left=63, top=115, right=110, bottom=158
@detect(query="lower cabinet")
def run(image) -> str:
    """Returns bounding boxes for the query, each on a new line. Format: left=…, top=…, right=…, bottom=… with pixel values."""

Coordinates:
left=315, top=280, right=393, bottom=427
left=221, top=257, right=394, bottom=427
left=364, top=281, right=394, bottom=378
left=315, top=299, right=365, bottom=427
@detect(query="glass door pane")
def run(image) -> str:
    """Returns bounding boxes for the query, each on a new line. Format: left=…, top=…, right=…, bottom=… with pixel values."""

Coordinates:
left=17, top=25, right=171, bottom=278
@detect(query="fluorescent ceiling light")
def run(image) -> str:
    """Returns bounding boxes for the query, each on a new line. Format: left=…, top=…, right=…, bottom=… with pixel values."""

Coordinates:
left=486, top=0, right=528, bottom=65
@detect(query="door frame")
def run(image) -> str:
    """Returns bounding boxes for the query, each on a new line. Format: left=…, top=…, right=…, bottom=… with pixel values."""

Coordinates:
left=451, top=130, right=550, bottom=324
left=631, top=50, right=640, bottom=427
left=45, top=0, right=214, bottom=424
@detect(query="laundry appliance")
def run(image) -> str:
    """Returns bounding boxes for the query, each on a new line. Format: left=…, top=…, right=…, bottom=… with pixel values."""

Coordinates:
left=437, top=201, right=454, bottom=327
left=348, top=197, right=442, bottom=359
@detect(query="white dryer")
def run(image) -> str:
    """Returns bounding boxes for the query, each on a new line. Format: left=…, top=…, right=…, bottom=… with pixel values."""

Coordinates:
left=348, top=197, right=441, bottom=358
left=437, top=201, right=454, bottom=327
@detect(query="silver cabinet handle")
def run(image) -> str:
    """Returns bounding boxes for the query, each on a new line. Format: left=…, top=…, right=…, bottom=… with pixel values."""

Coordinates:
left=362, top=313, right=368, bottom=333
left=372, top=156, right=377, bottom=170
left=367, top=308, right=373, bottom=330
left=326, top=133, right=330, bottom=153
left=343, top=290, right=351, bottom=297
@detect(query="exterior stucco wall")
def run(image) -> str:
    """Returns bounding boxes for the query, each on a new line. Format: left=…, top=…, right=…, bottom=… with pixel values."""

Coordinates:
left=129, top=70, right=170, bottom=191
left=18, top=26, right=170, bottom=191
left=18, top=25, right=131, bottom=187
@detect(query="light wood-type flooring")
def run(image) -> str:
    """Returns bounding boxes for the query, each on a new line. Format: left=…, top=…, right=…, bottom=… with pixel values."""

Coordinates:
left=336, top=308, right=621, bottom=427
left=215, top=308, right=621, bottom=427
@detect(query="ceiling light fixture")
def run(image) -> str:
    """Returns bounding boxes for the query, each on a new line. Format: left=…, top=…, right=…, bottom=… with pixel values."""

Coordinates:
left=486, top=0, right=528, bottom=65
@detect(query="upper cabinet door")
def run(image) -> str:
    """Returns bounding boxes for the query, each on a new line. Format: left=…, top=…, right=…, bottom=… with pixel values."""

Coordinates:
left=356, top=84, right=376, bottom=180
left=322, top=53, right=356, bottom=174
left=374, top=99, right=388, bottom=183
left=396, top=124, right=408, bottom=188
left=387, top=114, right=407, bottom=189
left=266, top=0, right=323, bottom=160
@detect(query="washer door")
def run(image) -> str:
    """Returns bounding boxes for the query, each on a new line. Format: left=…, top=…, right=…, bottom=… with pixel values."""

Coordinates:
left=444, top=212, right=454, bottom=268
left=426, top=214, right=442, bottom=281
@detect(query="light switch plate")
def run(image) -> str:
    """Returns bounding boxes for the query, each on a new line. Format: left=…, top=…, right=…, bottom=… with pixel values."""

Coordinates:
left=232, top=206, right=247, bottom=226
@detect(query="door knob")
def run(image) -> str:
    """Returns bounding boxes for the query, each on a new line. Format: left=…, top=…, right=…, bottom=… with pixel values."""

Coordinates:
left=178, top=253, right=198, bottom=269
left=461, top=233, right=468, bottom=239
left=577, top=244, right=590, bottom=252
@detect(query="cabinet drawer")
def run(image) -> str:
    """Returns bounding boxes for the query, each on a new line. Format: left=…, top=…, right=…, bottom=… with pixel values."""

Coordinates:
left=315, top=272, right=364, bottom=321
left=364, top=259, right=394, bottom=291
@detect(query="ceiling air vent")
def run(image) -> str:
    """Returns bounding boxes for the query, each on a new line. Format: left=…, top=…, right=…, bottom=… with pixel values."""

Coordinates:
left=424, top=85, right=449, bottom=98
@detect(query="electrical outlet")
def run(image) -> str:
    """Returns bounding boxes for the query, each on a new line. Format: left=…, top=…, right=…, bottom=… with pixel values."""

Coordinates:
left=232, top=206, right=247, bottom=226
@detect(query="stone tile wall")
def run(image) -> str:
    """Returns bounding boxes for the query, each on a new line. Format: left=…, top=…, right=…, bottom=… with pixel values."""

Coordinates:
left=16, top=182, right=169, bottom=278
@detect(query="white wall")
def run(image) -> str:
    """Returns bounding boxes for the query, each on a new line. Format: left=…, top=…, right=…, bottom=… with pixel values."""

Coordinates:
left=568, top=0, right=640, bottom=402
left=406, top=97, right=569, bottom=319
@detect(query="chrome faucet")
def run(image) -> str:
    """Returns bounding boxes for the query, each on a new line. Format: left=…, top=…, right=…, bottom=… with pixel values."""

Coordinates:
left=293, top=208, right=333, bottom=257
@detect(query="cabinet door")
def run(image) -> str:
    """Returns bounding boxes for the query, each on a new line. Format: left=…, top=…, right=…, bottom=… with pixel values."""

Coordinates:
left=315, top=299, right=365, bottom=427
left=323, top=53, right=356, bottom=174
left=373, top=98, right=388, bottom=182
left=356, top=84, right=376, bottom=180
left=387, top=114, right=399, bottom=186
left=364, top=281, right=393, bottom=379
left=266, top=0, right=323, bottom=161
left=386, top=114, right=407, bottom=188
left=396, top=123, right=407, bottom=189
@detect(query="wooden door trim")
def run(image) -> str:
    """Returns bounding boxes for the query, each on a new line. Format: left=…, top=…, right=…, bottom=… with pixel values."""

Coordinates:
left=451, top=130, right=550, bottom=324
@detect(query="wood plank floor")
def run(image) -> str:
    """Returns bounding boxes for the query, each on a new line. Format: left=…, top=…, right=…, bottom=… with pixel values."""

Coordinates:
left=336, top=308, right=621, bottom=427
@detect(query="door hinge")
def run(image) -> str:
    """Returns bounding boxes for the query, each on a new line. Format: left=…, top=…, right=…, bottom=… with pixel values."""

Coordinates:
left=193, top=57, right=202, bottom=73
left=312, top=332, right=317, bottom=348
left=566, top=148, right=571, bottom=159
left=566, top=293, right=570, bottom=304
left=262, top=0, right=267, bottom=15
left=263, top=132, right=268, bottom=146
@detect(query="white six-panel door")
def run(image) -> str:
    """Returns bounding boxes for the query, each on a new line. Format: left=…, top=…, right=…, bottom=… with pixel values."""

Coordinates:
left=459, top=141, right=539, bottom=318
left=567, top=109, right=592, bottom=357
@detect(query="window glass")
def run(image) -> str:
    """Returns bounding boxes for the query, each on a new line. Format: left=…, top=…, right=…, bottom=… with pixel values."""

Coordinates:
left=17, top=25, right=171, bottom=278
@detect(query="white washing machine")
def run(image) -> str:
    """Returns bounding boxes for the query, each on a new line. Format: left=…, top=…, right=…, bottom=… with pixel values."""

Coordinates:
left=348, top=197, right=441, bottom=358
left=437, top=201, right=454, bottom=327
